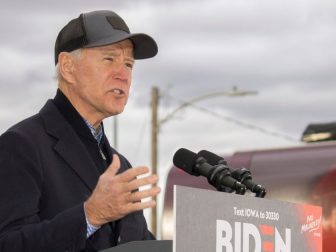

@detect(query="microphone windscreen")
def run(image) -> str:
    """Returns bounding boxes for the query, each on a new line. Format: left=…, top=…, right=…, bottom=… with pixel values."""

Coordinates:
left=173, top=148, right=198, bottom=175
left=198, top=150, right=223, bottom=165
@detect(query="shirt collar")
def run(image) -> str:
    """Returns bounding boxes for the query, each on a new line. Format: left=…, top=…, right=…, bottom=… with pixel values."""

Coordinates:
left=83, top=119, right=103, bottom=145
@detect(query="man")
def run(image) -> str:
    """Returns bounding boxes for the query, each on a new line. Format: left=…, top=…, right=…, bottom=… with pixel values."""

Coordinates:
left=0, top=10, right=160, bottom=252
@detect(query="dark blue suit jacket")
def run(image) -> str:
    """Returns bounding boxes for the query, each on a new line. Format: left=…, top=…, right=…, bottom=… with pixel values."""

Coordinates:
left=0, top=98, right=154, bottom=252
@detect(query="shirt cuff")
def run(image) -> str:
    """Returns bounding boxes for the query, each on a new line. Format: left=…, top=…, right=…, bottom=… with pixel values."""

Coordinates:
left=83, top=204, right=101, bottom=238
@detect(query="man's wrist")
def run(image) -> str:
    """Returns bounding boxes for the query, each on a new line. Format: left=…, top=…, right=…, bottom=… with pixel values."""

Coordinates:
left=83, top=203, right=101, bottom=238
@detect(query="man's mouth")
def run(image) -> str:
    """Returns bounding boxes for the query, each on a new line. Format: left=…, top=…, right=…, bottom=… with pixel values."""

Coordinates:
left=111, top=88, right=125, bottom=95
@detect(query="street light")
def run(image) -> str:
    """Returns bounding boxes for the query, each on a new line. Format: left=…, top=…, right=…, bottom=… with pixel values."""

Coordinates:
left=150, top=86, right=257, bottom=236
left=159, top=87, right=258, bottom=126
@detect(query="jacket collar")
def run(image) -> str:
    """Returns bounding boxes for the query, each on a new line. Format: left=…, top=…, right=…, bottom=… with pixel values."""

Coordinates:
left=53, top=89, right=98, bottom=143
left=39, top=98, right=100, bottom=191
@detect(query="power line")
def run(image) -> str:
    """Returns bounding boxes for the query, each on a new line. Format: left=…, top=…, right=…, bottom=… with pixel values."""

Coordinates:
left=164, top=95, right=298, bottom=142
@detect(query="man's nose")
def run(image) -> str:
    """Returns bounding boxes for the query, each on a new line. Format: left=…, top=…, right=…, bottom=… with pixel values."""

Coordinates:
left=114, top=62, right=130, bottom=82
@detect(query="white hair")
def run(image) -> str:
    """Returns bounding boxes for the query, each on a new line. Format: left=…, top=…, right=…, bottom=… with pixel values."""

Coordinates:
left=55, top=49, right=83, bottom=84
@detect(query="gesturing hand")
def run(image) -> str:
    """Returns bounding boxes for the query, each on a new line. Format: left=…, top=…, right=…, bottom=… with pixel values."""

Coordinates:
left=84, top=154, right=160, bottom=227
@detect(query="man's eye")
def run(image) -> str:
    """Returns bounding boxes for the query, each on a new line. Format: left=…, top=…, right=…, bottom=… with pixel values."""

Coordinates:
left=104, top=57, right=114, bottom=61
left=126, top=63, right=134, bottom=69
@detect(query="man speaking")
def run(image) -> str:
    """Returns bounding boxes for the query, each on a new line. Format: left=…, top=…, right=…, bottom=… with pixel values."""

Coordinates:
left=0, top=10, right=160, bottom=252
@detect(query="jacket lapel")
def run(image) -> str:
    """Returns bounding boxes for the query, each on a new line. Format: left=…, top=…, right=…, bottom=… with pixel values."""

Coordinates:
left=39, top=100, right=100, bottom=191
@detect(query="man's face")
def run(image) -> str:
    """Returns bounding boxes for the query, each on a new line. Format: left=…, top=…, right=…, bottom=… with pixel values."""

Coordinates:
left=70, top=39, right=134, bottom=121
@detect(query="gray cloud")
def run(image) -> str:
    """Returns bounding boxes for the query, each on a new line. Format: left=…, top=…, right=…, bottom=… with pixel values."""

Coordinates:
left=0, top=0, right=335, bottom=171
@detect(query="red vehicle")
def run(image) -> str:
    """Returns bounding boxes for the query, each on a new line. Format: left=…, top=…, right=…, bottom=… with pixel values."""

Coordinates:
left=162, top=141, right=336, bottom=251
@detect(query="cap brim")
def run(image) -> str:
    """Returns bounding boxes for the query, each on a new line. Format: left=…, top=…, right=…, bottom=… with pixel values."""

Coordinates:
left=83, top=32, right=158, bottom=59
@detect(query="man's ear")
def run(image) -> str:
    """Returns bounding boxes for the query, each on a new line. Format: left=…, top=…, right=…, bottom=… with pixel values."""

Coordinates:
left=58, top=52, right=76, bottom=84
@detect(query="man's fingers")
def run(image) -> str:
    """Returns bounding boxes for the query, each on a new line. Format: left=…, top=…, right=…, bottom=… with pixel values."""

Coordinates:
left=104, top=155, right=149, bottom=182
left=128, top=199, right=157, bottom=212
left=126, top=186, right=161, bottom=203
left=125, top=174, right=159, bottom=192
left=117, top=166, right=150, bottom=182
left=105, top=154, right=121, bottom=176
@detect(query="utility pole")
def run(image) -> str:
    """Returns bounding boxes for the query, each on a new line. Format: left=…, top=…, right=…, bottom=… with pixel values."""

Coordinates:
left=150, top=86, right=159, bottom=236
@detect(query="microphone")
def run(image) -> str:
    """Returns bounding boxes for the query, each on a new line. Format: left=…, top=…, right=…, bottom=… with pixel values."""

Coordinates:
left=198, top=150, right=267, bottom=198
left=173, top=148, right=246, bottom=195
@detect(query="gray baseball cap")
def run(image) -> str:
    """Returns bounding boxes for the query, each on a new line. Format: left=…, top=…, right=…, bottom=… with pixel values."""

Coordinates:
left=54, top=10, right=158, bottom=64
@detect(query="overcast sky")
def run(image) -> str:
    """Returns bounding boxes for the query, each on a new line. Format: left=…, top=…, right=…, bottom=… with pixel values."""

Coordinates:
left=1, top=0, right=336, bottom=199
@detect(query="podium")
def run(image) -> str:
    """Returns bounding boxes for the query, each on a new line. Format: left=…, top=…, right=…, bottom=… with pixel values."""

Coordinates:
left=100, top=240, right=172, bottom=252
left=100, top=185, right=322, bottom=251
left=174, top=186, right=322, bottom=252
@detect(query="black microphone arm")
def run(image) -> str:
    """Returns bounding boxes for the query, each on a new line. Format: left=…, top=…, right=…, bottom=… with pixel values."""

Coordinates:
left=198, top=150, right=267, bottom=198
left=173, top=148, right=246, bottom=195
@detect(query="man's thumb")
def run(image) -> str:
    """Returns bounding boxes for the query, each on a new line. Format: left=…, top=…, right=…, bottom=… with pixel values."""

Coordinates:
left=106, top=154, right=121, bottom=175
